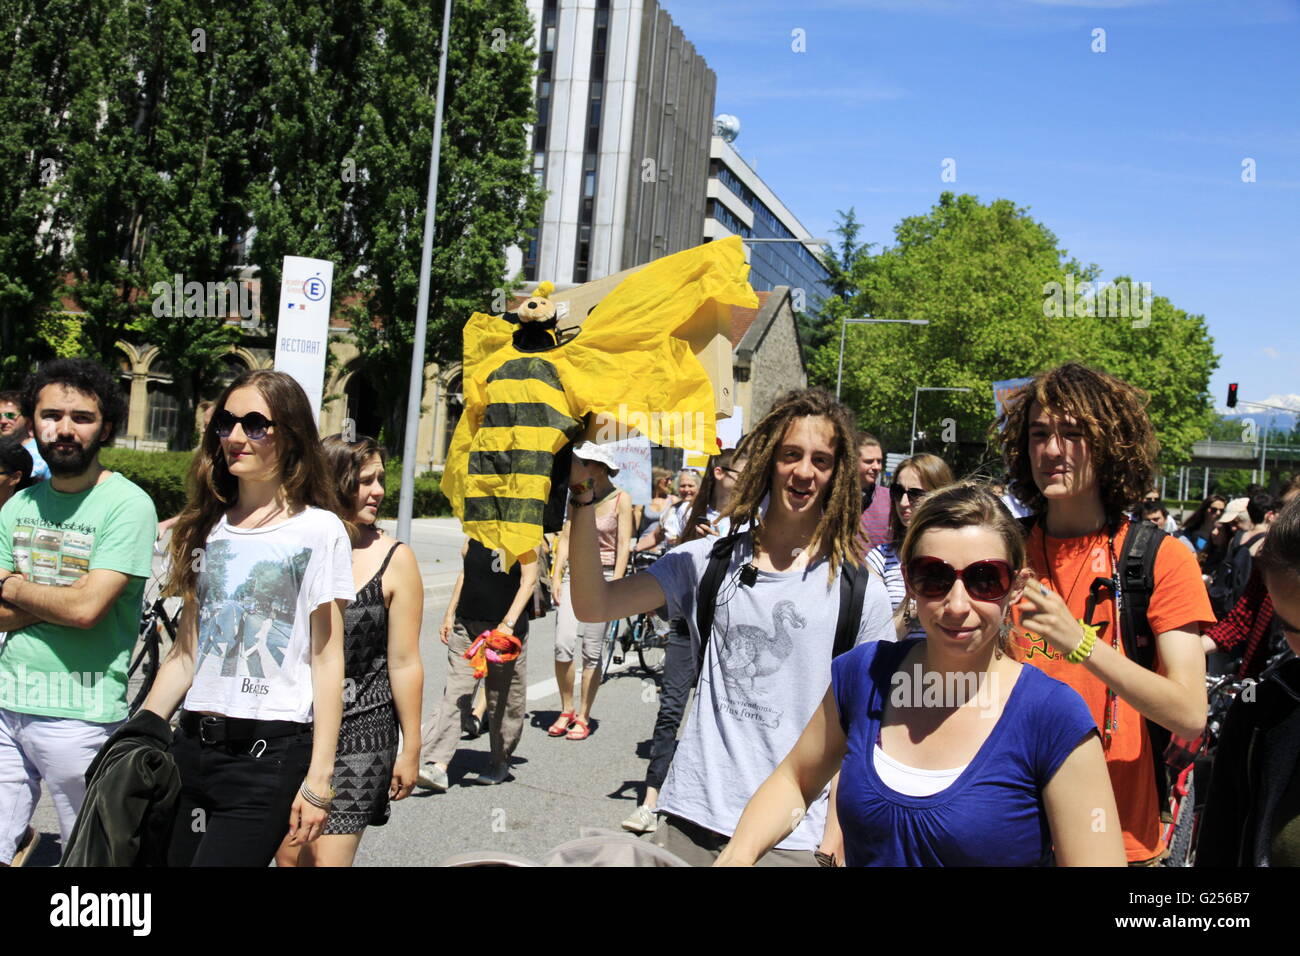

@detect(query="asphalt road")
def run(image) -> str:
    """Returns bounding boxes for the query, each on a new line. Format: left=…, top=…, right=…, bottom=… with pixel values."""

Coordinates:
left=24, top=518, right=670, bottom=866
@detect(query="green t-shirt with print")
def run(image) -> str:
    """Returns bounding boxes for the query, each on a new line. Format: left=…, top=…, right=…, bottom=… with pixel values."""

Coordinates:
left=0, top=471, right=157, bottom=722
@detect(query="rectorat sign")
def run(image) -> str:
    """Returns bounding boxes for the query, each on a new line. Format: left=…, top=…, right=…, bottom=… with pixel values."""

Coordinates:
left=273, top=256, right=335, bottom=422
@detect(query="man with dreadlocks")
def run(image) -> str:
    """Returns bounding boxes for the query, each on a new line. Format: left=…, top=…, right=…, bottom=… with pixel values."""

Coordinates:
left=566, top=388, right=895, bottom=866
left=1001, top=362, right=1213, bottom=865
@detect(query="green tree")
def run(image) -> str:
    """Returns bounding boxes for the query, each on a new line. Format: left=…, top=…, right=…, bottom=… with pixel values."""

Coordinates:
left=804, top=207, right=872, bottom=355
left=812, top=192, right=1219, bottom=475
left=0, top=0, right=109, bottom=385
left=338, top=0, right=545, bottom=451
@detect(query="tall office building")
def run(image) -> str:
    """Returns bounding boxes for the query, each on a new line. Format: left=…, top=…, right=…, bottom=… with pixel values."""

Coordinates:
left=516, top=0, right=715, bottom=285
left=706, top=123, right=833, bottom=312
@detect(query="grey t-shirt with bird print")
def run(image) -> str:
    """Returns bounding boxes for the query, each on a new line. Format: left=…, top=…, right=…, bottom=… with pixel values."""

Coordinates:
left=648, top=532, right=895, bottom=852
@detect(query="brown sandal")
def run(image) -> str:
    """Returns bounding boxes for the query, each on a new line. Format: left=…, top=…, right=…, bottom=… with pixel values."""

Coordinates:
left=547, top=712, right=574, bottom=737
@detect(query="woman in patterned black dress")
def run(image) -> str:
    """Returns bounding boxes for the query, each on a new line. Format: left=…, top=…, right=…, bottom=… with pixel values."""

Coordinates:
left=277, top=435, right=425, bottom=866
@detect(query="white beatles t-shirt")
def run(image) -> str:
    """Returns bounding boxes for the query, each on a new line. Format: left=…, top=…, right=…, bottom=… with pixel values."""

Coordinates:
left=183, top=507, right=354, bottom=722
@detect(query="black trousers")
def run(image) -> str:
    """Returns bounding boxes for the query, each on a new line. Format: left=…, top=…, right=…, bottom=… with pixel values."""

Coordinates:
left=166, top=721, right=313, bottom=867
left=646, top=624, right=697, bottom=792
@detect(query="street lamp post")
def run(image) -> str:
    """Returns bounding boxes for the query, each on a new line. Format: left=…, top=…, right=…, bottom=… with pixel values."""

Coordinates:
left=835, top=316, right=930, bottom=399
left=910, top=386, right=972, bottom=455
left=396, top=0, right=453, bottom=544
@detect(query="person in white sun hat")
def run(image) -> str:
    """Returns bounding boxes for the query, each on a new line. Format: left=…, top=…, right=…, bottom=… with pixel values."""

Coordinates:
left=547, top=442, right=632, bottom=741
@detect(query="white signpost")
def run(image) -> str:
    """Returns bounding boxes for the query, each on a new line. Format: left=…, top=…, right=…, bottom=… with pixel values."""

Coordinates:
left=273, top=256, right=334, bottom=423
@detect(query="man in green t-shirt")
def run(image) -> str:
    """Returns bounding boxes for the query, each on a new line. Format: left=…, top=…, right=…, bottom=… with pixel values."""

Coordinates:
left=0, top=359, right=156, bottom=866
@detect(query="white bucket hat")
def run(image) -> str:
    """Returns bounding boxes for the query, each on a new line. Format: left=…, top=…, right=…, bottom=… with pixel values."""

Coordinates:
left=571, top=440, right=620, bottom=476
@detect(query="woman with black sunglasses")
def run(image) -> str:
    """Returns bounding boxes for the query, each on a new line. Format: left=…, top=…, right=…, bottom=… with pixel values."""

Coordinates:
left=864, top=453, right=953, bottom=640
left=719, top=483, right=1124, bottom=866
left=142, top=371, right=354, bottom=866
left=1178, top=494, right=1228, bottom=564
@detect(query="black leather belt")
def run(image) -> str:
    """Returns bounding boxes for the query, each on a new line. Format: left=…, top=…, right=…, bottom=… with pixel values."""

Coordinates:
left=180, top=711, right=311, bottom=746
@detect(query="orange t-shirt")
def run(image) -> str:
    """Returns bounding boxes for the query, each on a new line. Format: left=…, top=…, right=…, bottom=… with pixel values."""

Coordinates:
left=1011, top=523, right=1215, bottom=862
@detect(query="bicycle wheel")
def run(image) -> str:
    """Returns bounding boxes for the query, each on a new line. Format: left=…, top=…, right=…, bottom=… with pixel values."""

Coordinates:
left=1163, top=771, right=1197, bottom=867
left=637, top=616, right=668, bottom=678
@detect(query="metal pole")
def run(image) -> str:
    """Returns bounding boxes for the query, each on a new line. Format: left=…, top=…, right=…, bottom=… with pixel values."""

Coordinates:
left=1203, top=467, right=1209, bottom=498
left=909, top=388, right=921, bottom=456
left=835, top=318, right=847, bottom=399
left=1260, top=414, right=1272, bottom=484
left=396, top=0, right=453, bottom=544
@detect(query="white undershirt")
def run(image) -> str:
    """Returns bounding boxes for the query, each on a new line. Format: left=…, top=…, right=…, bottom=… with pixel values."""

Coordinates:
left=873, top=745, right=968, bottom=797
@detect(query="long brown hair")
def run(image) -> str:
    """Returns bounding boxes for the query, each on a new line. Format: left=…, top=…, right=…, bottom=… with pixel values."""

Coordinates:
left=322, top=433, right=386, bottom=527
left=887, top=453, right=955, bottom=545
left=682, top=448, right=741, bottom=544
left=720, top=387, right=862, bottom=580
left=165, top=370, right=347, bottom=601
left=996, top=362, right=1159, bottom=521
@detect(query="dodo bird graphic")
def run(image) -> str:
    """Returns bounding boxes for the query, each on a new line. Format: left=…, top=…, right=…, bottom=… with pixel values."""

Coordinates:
left=719, top=600, right=806, bottom=697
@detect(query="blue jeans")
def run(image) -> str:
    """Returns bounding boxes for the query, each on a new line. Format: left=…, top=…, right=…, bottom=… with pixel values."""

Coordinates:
left=646, top=624, right=696, bottom=792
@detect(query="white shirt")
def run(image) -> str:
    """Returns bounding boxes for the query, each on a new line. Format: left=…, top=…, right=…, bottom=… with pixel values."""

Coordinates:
left=183, top=507, right=354, bottom=722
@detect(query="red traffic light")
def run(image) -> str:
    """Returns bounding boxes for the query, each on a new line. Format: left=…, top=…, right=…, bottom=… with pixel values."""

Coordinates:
left=1227, top=383, right=1238, bottom=409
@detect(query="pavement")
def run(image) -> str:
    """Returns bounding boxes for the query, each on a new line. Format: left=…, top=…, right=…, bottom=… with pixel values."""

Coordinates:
left=22, top=518, right=670, bottom=867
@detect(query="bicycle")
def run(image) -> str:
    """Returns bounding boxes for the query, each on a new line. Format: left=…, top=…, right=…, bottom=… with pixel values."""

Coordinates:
left=1160, top=644, right=1295, bottom=866
left=599, top=551, right=669, bottom=682
left=126, top=588, right=181, bottom=717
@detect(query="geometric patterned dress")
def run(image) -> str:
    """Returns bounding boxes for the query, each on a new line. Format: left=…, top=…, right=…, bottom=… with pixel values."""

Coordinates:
left=323, top=542, right=402, bottom=835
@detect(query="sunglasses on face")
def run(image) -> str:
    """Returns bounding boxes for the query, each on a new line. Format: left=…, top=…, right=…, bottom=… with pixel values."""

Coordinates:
left=905, top=556, right=1015, bottom=602
left=890, top=484, right=928, bottom=503
left=0, top=412, right=17, bottom=421
left=213, top=409, right=276, bottom=441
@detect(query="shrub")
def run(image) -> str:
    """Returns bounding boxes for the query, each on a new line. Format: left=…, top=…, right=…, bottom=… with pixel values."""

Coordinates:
left=101, top=448, right=193, bottom=518
left=100, top=449, right=452, bottom=519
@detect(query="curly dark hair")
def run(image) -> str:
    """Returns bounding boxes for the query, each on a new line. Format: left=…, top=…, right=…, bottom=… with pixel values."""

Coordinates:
left=995, top=362, right=1159, bottom=521
left=22, top=358, right=129, bottom=442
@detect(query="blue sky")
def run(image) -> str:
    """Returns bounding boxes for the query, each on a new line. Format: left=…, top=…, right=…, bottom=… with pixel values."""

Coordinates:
left=660, top=0, right=1299, bottom=415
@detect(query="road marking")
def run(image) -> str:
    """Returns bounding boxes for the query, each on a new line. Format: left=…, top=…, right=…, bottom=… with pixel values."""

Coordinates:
left=526, top=677, right=558, bottom=702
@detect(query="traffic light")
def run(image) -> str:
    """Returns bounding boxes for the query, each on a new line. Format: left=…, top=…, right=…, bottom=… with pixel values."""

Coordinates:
left=1227, top=383, right=1238, bottom=409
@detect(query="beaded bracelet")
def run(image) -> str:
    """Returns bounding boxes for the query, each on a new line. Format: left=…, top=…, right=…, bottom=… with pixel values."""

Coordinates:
left=1066, top=620, right=1099, bottom=664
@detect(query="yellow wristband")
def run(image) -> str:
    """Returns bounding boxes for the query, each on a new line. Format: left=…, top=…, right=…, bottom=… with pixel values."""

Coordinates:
left=1066, top=620, right=1099, bottom=664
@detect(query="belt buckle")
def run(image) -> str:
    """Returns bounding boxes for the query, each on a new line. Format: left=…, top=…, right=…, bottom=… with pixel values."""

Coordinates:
left=199, top=715, right=221, bottom=745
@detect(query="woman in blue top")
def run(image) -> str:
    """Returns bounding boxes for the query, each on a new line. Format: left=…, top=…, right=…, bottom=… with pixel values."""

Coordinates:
left=720, top=482, right=1124, bottom=866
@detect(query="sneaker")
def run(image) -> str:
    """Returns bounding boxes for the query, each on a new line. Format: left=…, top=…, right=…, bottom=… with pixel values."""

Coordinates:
left=10, top=827, right=41, bottom=867
left=416, top=763, right=449, bottom=791
left=621, top=804, right=659, bottom=834
left=466, top=763, right=510, bottom=786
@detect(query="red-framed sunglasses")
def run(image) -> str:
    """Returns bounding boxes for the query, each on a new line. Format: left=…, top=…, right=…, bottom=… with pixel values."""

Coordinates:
left=905, top=556, right=1015, bottom=602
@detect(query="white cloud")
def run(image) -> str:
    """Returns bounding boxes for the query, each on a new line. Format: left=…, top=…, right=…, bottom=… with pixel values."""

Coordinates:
left=1260, top=393, right=1300, bottom=411
left=1263, top=346, right=1281, bottom=358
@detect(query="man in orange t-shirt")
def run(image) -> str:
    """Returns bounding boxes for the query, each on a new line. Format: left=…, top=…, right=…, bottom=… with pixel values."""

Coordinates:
left=999, top=363, right=1215, bottom=864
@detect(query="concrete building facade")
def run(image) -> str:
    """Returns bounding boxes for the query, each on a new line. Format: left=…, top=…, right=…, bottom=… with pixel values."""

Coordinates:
left=518, top=0, right=715, bottom=286
left=706, top=134, right=833, bottom=313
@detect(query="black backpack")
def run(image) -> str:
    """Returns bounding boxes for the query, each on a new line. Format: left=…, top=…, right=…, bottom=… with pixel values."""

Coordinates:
left=692, top=528, right=870, bottom=680
left=1020, top=514, right=1172, bottom=805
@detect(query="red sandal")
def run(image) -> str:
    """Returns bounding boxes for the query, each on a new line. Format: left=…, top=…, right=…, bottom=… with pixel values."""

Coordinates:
left=565, top=717, right=591, bottom=740
left=547, top=712, right=574, bottom=737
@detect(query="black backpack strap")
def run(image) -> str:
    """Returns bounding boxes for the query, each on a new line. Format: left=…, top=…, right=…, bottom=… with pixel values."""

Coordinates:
left=834, top=560, right=869, bottom=658
left=1114, top=517, right=1173, bottom=808
left=1116, top=518, right=1162, bottom=669
left=695, top=530, right=743, bottom=677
